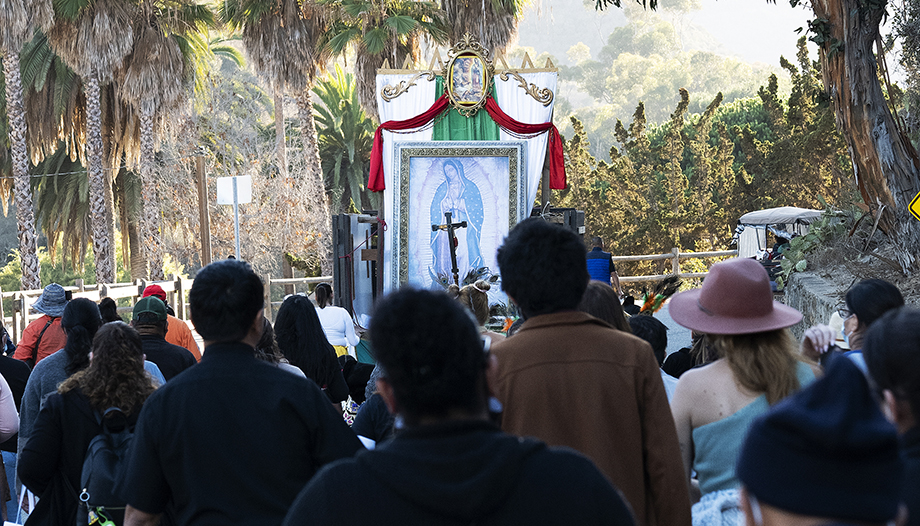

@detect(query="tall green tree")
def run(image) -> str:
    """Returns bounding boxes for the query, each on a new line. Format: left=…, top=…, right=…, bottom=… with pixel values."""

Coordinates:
left=222, top=0, right=333, bottom=273
left=313, top=65, right=376, bottom=213
left=0, top=0, right=51, bottom=290
left=119, top=0, right=216, bottom=280
left=42, top=0, right=137, bottom=284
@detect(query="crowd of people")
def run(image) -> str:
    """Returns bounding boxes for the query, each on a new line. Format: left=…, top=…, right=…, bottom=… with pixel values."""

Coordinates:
left=0, top=218, right=913, bottom=526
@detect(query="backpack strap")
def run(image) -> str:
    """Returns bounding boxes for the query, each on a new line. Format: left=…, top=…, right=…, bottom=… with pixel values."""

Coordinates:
left=28, top=317, right=57, bottom=366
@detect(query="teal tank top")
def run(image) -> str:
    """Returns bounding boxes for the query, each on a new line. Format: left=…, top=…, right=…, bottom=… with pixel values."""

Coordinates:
left=692, top=361, right=815, bottom=495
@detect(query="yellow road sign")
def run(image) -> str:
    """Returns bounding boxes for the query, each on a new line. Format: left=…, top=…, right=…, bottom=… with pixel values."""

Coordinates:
left=912, top=191, right=920, bottom=222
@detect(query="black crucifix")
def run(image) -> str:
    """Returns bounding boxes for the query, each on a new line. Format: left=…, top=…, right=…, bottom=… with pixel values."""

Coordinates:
left=431, top=211, right=467, bottom=286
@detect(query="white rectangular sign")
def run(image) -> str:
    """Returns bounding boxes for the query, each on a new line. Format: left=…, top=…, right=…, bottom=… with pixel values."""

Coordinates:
left=216, top=175, right=253, bottom=205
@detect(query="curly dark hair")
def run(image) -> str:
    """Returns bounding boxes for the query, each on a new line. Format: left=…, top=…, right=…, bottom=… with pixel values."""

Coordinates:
left=497, top=218, right=588, bottom=317
left=370, top=288, right=487, bottom=423
left=59, top=322, right=155, bottom=415
left=274, top=295, right=339, bottom=388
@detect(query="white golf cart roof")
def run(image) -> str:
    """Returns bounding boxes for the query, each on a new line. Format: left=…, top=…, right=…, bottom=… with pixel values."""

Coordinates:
left=735, top=207, right=823, bottom=259
left=738, top=207, right=823, bottom=226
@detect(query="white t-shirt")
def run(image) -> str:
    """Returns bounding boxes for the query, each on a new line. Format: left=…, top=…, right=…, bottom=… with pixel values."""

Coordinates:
left=315, top=305, right=359, bottom=347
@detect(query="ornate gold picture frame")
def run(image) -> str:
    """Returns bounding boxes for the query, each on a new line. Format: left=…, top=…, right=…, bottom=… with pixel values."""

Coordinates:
left=443, top=34, right=494, bottom=116
left=390, top=141, right=527, bottom=289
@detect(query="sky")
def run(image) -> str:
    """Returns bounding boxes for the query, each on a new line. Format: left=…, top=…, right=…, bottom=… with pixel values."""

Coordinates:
left=514, top=0, right=816, bottom=69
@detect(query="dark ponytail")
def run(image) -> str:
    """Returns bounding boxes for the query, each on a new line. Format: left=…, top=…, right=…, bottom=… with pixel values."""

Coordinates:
left=315, top=283, right=333, bottom=309
left=61, top=298, right=103, bottom=376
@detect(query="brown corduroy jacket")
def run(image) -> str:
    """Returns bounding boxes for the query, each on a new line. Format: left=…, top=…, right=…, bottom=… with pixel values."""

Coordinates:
left=491, top=311, right=691, bottom=526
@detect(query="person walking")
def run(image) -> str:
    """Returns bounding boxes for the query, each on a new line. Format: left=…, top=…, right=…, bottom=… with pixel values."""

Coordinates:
left=130, top=297, right=196, bottom=381
left=284, top=288, right=636, bottom=526
left=19, top=323, right=155, bottom=525
left=121, top=260, right=362, bottom=526
left=14, top=284, right=68, bottom=367
left=586, top=236, right=623, bottom=297
left=490, top=219, right=690, bottom=526
left=141, top=285, right=201, bottom=361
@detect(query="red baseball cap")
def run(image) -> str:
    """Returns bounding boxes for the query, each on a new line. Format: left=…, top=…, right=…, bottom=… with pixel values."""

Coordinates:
left=142, top=284, right=167, bottom=302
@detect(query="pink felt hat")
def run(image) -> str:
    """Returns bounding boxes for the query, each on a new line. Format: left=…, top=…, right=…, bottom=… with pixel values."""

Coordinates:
left=669, top=258, right=802, bottom=335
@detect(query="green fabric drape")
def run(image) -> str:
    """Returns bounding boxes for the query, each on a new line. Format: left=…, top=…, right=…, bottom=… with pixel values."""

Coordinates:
left=432, top=76, right=499, bottom=141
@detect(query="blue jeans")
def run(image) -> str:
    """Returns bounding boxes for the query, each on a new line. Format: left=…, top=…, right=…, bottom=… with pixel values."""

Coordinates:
left=2, top=450, right=16, bottom=522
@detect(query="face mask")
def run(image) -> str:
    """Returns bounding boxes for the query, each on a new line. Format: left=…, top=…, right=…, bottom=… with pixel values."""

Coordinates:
left=841, top=325, right=850, bottom=348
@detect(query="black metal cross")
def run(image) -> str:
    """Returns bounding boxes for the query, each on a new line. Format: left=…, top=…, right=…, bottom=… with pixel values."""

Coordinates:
left=432, top=211, right=468, bottom=286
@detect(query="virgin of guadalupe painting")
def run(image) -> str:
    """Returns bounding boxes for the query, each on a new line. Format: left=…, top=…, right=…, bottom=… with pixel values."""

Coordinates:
left=428, top=159, right=484, bottom=281
left=392, top=142, right=526, bottom=291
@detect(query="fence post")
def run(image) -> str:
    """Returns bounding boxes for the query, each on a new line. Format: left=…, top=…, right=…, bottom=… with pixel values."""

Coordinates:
left=75, top=278, right=84, bottom=292
left=175, top=276, right=185, bottom=320
left=263, top=275, right=272, bottom=322
left=18, top=293, right=27, bottom=343
left=671, top=248, right=680, bottom=276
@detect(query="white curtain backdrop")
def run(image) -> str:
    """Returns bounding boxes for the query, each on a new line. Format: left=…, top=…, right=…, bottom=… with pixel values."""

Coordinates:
left=494, top=71, right=558, bottom=214
left=374, top=71, right=558, bottom=291
left=375, top=74, right=437, bottom=291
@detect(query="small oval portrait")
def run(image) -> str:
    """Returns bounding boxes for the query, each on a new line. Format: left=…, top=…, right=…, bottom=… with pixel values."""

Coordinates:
left=448, top=53, right=487, bottom=105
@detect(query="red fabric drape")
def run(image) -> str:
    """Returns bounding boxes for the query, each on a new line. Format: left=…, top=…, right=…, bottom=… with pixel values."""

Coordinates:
left=368, top=94, right=450, bottom=192
left=368, top=93, right=566, bottom=191
left=484, top=97, right=566, bottom=189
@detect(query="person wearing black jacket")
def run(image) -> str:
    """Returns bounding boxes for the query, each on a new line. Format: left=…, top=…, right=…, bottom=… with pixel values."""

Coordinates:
left=864, top=307, right=920, bottom=526
left=19, top=323, right=155, bottom=525
left=130, top=297, right=196, bottom=381
left=284, top=289, right=635, bottom=526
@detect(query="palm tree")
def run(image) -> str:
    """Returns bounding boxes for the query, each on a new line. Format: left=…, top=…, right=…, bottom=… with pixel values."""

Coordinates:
left=222, top=0, right=334, bottom=273
left=118, top=1, right=215, bottom=280
left=441, top=0, right=525, bottom=55
left=313, top=65, right=377, bottom=213
left=1, top=0, right=52, bottom=290
left=41, top=0, right=136, bottom=284
left=321, top=0, right=448, bottom=122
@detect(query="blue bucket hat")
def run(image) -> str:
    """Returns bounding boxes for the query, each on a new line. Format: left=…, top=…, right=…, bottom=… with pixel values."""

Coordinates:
left=32, top=283, right=68, bottom=318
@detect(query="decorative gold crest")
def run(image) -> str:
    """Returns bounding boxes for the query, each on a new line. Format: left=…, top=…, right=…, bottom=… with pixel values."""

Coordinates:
left=443, top=33, right=494, bottom=117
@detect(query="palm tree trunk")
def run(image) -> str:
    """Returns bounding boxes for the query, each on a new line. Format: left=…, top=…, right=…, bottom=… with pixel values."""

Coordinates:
left=297, top=89, right=332, bottom=275
left=813, top=0, right=920, bottom=271
left=139, top=106, right=164, bottom=280
left=274, top=82, right=287, bottom=178
left=114, top=169, right=133, bottom=278
left=3, top=51, right=41, bottom=291
left=85, top=73, right=115, bottom=284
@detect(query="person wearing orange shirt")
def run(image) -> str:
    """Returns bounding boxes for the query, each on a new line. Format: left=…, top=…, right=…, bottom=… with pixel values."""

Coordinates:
left=13, top=284, right=68, bottom=367
left=142, top=285, right=201, bottom=362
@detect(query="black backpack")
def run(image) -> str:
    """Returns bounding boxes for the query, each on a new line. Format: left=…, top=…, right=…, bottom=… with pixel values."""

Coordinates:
left=77, top=408, right=134, bottom=526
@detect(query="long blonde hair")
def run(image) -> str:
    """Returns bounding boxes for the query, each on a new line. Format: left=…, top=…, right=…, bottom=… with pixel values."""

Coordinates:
left=710, top=329, right=805, bottom=405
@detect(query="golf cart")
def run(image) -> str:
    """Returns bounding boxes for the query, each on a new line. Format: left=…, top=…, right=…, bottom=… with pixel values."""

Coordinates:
left=733, top=206, right=823, bottom=289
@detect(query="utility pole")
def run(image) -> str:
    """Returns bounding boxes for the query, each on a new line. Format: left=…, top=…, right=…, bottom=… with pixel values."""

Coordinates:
left=196, top=155, right=212, bottom=266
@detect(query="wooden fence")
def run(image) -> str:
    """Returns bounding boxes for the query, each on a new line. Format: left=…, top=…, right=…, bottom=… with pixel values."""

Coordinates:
left=1, top=274, right=334, bottom=345
left=0, top=247, right=737, bottom=344
left=613, top=248, right=738, bottom=284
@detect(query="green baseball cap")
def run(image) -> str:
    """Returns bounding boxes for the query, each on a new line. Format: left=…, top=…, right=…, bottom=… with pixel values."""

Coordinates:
left=134, top=296, right=167, bottom=321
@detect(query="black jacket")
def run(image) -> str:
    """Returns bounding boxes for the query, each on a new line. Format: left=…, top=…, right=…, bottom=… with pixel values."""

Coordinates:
left=284, top=420, right=635, bottom=525
left=904, top=426, right=920, bottom=526
left=139, top=334, right=196, bottom=381
left=19, top=389, right=140, bottom=525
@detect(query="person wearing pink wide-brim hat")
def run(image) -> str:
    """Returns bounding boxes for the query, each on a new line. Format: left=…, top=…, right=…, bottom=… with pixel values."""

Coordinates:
left=667, top=258, right=822, bottom=523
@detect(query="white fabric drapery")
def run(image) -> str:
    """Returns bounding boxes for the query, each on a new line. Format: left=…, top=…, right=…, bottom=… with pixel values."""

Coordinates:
left=374, top=71, right=558, bottom=291
left=375, top=73, right=437, bottom=291
left=494, top=71, right=558, bottom=214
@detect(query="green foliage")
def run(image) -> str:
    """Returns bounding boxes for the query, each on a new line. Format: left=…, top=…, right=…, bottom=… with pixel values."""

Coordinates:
left=776, top=207, right=848, bottom=289
left=557, top=39, right=852, bottom=283
left=313, top=65, right=378, bottom=213
left=320, top=0, right=448, bottom=56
